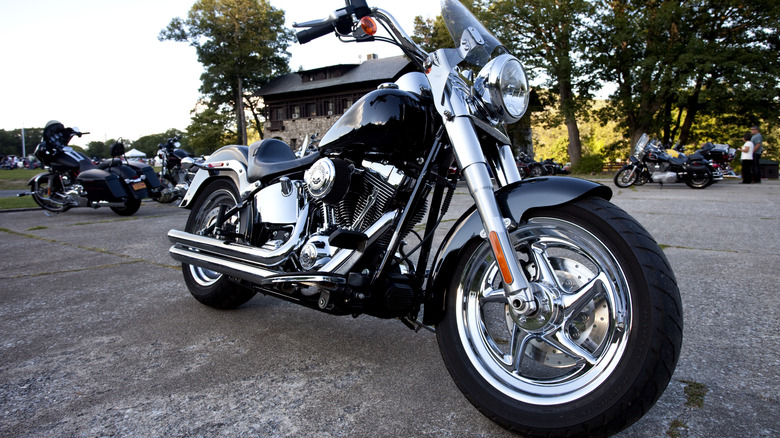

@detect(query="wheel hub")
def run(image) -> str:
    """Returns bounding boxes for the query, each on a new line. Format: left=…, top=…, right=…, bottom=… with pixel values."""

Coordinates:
left=506, top=282, right=562, bottom=334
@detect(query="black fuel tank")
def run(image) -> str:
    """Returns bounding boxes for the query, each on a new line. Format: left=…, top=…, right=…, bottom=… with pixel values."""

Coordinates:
left=319, top=88, right=434, bottom=164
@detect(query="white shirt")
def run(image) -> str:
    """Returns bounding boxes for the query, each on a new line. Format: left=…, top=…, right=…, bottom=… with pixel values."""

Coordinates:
left=741, top=141, right=754, bottom=161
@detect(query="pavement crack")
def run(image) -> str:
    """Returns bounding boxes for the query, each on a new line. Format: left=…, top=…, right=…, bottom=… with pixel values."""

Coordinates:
left=0, top=227, right=180, bottom=273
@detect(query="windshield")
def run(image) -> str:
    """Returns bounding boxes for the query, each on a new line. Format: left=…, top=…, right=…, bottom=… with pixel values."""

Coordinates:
left=441, top=0, right=505, bottom=67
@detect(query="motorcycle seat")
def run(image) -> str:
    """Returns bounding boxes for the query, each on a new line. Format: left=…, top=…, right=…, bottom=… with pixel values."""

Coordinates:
left=669, top=157, right=687, bottom=166
left=247, top=139, right=320, bottom=184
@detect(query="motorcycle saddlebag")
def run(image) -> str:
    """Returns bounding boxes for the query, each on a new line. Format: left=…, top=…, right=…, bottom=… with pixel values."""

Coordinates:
left=127, top=162, right=162, bottom=189
left=77, top=169, right=128, bottom=202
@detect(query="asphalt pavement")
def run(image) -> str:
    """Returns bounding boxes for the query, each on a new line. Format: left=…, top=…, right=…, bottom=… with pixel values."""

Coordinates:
left=1, top=176, right=778, bottom=437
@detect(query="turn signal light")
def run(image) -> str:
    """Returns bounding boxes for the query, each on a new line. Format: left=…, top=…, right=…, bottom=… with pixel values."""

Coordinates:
left=360, top=17, right=377, bottom=36
left=489, top=231, right=514, bottom=284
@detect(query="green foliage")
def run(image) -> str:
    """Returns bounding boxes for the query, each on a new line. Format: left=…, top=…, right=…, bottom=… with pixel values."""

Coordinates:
left=159, top=0, right=293, bottom=146
left=133, top=129, right=188, bottom=157
left=571, top=154, right=604, bottom=174
left=85, top=140, right=111, bottom=159
left=411, top=15, right=455, bottom=52
left=186, top=105, right=234, bottom=156
left=0, top=127, right=43, bottom=157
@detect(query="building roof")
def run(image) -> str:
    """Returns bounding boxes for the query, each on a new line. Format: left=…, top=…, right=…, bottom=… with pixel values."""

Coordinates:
left=258, top=55, right=413, bottom=98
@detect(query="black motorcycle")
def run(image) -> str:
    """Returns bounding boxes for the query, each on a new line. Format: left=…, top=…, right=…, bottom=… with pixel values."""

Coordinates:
left=697, top=141, right=737, bottom=177
left=515, top=151, right=545, bottom=177
left=540, top=158, right=567, bottom=175
left=155, top=136, right=202, bottom=203
left=22, top=121, right=163, bottom=215
left=167, top=2, right=682, bottom=436
left=615, top=134, right=714, bottom=188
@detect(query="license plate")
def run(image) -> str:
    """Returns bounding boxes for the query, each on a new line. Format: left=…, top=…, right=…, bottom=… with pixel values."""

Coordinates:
left=132, top=182, right=146, bottom=191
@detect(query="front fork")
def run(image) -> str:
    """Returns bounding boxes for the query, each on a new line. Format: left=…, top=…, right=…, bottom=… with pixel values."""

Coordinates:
left=445, top=116, right=537, bottom=316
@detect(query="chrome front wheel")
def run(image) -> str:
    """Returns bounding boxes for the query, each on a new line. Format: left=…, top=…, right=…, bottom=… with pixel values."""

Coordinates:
left=436, top=197, right=682, bottom=437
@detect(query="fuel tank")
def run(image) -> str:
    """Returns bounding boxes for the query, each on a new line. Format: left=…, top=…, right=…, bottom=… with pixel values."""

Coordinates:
left=318, top=88, right=435, bottom=168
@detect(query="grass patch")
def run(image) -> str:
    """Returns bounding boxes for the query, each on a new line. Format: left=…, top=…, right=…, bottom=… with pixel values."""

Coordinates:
left=682, top=380, right=708, bottom=408
left=0, top=196, right=39, bottom=210
left=666, top=418, right=688, bottom=438
left=27, top=225, right=47, bottom=231
left=0, top=169, right=40, bottom=190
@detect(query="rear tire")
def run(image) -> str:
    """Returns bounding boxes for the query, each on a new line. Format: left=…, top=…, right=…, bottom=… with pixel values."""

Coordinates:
left=111, top=198, right=141, bottom=216
left=436, top=197, right=683, bottom=437
left=685, top=167, right=712, bottom=189
left=181, top=179, right=256, bottom=309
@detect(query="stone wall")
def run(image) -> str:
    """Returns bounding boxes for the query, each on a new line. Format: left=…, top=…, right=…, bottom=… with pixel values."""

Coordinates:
left=266, top=115, right=339, bottom=152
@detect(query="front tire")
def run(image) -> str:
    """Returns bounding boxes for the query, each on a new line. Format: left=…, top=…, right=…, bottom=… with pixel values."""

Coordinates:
left=613, top=167, right=637, bottom=188
left=30, top=176, right=69, bottom=212
left=181, top=179, right=256, bottom=309
left=436, top=197, right=682, bottom=437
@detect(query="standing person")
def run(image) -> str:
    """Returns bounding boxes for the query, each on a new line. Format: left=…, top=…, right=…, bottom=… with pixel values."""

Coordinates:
left=750, top=125, right=763, bottom=183
left=740, top=132, right=754, bottom=184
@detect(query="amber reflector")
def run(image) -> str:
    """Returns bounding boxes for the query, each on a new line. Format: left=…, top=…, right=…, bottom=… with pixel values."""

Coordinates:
left=360, top=17, right=377, bottom=36
left=489, top=231, right=513, bottom=284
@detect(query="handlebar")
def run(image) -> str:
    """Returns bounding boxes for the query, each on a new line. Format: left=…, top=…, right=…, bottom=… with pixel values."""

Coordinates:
left=296, top=22, right=335, bottom=44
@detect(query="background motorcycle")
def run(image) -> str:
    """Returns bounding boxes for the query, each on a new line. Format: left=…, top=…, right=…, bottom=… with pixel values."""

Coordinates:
left=155, top=136, right=203, bottom=203
left=666, top=141, right=724, bottom=183
left=167, top=2, right=682, bottom=436
left=697, top=141, right=737, bottom=177
left=540, top=157, right=568, bottom=175
left=615, top=134, right=713, bottom=188
left=515, top=151, right=545, bottom=177
left=22, top=121, right=163, bottom=215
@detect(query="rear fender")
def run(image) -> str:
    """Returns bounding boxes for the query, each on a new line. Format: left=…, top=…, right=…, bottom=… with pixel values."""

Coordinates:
left=422, top=177, right=612, bottom=325
left=179, top=145, right=251, bottom=209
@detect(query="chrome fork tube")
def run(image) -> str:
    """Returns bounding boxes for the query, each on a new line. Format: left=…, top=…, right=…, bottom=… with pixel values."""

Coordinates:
left=446, top=117, right=536, bottom=314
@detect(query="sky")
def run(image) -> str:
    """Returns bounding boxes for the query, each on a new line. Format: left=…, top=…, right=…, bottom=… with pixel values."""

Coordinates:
left=0, top=0, right=442, bottom=148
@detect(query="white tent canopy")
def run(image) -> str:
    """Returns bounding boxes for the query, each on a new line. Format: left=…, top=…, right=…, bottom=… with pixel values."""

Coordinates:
left=125, top=148, right=146, bottom=158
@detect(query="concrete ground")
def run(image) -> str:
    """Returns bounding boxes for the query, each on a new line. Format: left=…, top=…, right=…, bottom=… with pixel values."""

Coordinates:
left=0, top=176, right=778, bottom=437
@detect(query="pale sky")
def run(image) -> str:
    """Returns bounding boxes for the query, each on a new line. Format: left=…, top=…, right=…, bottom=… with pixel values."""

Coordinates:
left=0, top=0, right=441, bottom=146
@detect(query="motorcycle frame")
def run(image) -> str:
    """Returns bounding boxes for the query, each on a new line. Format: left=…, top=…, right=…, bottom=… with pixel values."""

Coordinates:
left=172, top=5, right=613, bottom=324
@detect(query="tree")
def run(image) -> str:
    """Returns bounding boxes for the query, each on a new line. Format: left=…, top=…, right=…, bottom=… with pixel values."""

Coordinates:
left=160, top=0, right=294, bottom=146
left=589, top=0, right=780, bottom=148
left=133, top=129, right=188, bottom=158
left=411, top=15, right=455, bottom=53
left=489, top=0, right=596, bottom=166
left=0, top=128, right=42, bottom=157
left=186, top=105, right=234, bottom=156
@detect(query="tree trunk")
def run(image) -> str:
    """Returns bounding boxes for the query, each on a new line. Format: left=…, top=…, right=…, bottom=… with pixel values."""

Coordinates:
left=235, top=75, right=248, bottom=146
left=559, top=80, right=582, bottom=165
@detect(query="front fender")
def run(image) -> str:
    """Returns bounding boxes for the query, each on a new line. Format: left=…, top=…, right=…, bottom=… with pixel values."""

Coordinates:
left=28, top=172, right=52, bottom=187
left=179, top=145, right=250, bottom=209
left=422, top=176, right=612, bottom=325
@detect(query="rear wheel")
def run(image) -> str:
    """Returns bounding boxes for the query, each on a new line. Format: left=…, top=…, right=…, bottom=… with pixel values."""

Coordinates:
left=529, top=163, right=545, bottom=177
left=685, top=167, right=712, bottom=189
left=182, top=179, right=255, bottom=309
left=436, top=197, right=682, bottom=437
left=110, top=198, right=141, bottom=216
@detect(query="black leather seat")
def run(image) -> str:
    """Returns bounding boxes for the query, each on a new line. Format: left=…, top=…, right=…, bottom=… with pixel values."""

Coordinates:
left=247, top=139, right=320, bottom=184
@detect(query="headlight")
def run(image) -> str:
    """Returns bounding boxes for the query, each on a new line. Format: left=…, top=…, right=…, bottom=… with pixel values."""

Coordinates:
left=474, top=54, right=530, bottom=124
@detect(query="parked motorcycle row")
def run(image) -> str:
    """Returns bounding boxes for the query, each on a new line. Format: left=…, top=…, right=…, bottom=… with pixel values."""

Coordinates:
left=614, top=133, right=726, bottom=189
left=17, top=123, right=206, bottom=215
left=16, top=2, right=686, bottom=436
left=516, top=151, right=568, bottom=177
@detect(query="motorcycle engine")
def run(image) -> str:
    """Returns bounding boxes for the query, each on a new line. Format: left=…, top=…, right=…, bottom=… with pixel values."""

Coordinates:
left=299, top=158, right=422, bottom=270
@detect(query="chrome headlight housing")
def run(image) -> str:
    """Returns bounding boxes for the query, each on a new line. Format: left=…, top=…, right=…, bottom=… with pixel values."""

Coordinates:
left=474, top=54, right=530, bottom=125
